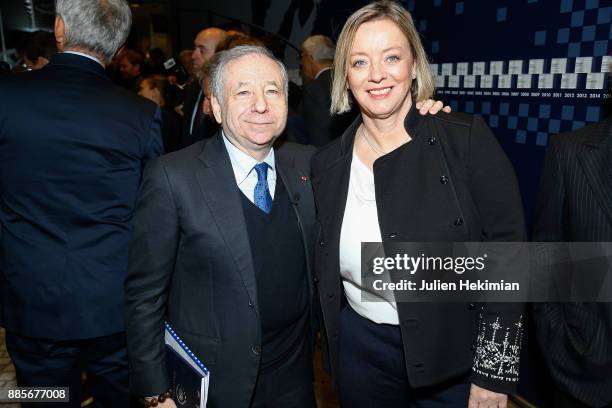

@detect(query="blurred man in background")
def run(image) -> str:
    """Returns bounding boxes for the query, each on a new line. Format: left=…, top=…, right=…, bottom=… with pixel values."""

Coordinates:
left=118, top=49, right=146, bottom=91
left=180, top=27, right=227, bottom=148
left=298, top=35, right=355, bottom=147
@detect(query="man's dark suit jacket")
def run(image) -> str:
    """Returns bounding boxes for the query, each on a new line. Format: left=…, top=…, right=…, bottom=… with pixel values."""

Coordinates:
left=0, top=53, right=164, bottom=341
left=125, top=133, right=317, bottom=407
left=299, top=69, right=356, bottom=147
left=180, top=81, right=215, bottom=148
left=533, top=117, right=612, bottom=407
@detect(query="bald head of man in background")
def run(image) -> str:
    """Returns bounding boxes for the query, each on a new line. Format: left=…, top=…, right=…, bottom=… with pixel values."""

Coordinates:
left=192, top=27, right=227, bottom=73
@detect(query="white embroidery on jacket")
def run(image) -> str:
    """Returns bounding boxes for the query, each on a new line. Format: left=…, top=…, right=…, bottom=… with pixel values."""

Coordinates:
left=473, top=314, right=523, bottom=383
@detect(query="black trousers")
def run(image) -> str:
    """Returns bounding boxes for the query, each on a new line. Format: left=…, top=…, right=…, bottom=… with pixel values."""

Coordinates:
left=338, top=304, right=470, bottom=408
left=250, top=338, right=316, bottom=408
left=5, top=331, right=133, bottom=408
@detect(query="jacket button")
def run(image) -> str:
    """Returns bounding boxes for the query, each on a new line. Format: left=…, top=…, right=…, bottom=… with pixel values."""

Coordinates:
left=440, top=176, right=449, bottom=184
left=252, top=345, right=261, bottom=355
left=468, top=303, right=476, bottom=310
left=313, top=276, right=319, bottom=284
left=319, top=240, right=325, bottom=247
left=248, top=301, right=254, bottom=308
left=454, top=218, right=464, bottom=226
left=428, top=137, right=437, bottom=145
left=388, top=232, right=398, bottom=239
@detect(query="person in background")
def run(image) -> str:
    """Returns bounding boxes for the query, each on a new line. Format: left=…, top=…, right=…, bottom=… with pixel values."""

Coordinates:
left=118, top=48, right=146, bottom=91
left=19, top=30, right=57, bottom=71
left=189, top=34, right=267, bottom=142
left=180, top=27, right=227, bottom=148
left=532, top=114, right=612, bottom=408
left=148, top=47, right=168, bottom=74
left=138, top=74, right=183, bottom=153
left=0, top=0, right=163, bottom=407
left=215, top=33, right=265, bottom=53
left=178, top=49, right=195, bottom=81
left=298, top=34, right=353, bottom=147
left=311, top=2, right=525, bottom=407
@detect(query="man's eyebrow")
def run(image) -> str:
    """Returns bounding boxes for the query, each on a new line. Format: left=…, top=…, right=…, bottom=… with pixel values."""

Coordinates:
left=266, top=80, right=279, bottom=87
left=236, top=81, right=251, bottom=88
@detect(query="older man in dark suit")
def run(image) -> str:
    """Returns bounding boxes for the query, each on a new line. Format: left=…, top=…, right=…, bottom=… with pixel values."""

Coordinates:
left=533, top=116, right=612, bottom=408
left=0, top=1, right=163, bottom=407
left=125, top=45, right=318, bottom=408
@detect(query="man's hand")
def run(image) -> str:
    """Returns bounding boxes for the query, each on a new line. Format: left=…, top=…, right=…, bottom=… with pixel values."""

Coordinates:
left=415, top=99, right=452, bottom=115
left=144, top=398, right=177, bottom=408
left=468, top=383, right=508, bottom=408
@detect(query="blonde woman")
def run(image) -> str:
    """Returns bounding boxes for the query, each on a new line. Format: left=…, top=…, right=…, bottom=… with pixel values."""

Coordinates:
left=311, top=2, right=526, bottom=407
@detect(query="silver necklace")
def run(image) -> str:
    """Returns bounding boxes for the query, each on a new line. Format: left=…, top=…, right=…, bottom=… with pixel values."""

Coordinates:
left=361, top=125, right=388, bottom=156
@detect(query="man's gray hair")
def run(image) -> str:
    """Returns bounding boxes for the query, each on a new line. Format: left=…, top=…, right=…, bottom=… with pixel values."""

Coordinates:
left=301, top=35, right=335, bottom=63
left=209, top=46, right=288, bottom=105
left=55, top=0, right=132, bottom=63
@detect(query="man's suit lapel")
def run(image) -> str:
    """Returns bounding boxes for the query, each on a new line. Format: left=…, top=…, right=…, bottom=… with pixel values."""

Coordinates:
left=578, top=118, right=612, bottom=225
left=196, top=133, right=259, bottom=312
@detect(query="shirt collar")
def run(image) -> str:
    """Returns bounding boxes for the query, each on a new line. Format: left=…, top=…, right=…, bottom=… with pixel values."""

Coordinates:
left=315, top=66, right=332, bottom=79
left=63, top=51, right=104, bottom=67
left=222, top=130, right=275, bottom=185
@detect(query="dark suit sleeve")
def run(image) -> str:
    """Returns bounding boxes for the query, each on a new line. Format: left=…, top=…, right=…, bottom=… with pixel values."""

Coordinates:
left=466, top=116, right=527, bottom=395
left=299, top=83, right=330, bottom=147
left=125, top=157, right=180, bottom=396
left=533, top=138, right=567, bottom=241
left=143, top=107, right=165, bottom=163
left=530, top=139, right=592, bottom=400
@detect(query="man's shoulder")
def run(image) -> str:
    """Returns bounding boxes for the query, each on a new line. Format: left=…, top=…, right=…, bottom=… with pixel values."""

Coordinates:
left=108, top=83, right=158, bottom=115
left=0, top=69, right=44, bottom=96
left=549, top=117, right=611, bottom=151
left=276, top=140, right=316, bottom=158
left=159, top=141, right=205, bottom=168
left=303, top=71, right=332, bottom=98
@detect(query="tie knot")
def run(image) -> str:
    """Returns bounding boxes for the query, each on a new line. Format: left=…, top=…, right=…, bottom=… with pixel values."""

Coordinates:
left=254, top=162, right=269, bottom=181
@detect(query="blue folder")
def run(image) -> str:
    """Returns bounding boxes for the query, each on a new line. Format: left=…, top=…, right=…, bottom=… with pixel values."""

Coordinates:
left=165, top=322, right=210, bottom=407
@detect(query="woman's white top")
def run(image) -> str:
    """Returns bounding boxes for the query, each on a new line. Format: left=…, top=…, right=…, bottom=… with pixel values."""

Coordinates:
left=339, top=153, right=399, bottom=325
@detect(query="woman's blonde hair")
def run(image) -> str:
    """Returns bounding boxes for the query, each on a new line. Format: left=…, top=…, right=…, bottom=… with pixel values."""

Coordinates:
left=330, top=1, right=435, bottom=114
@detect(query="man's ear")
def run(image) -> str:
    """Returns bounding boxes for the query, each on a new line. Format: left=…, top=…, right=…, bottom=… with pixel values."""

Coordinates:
left=153, top=88, right=163, bottom=104
left=54, top=16, right=66, bottom=51
left=210, top=95, right=223, bottom=124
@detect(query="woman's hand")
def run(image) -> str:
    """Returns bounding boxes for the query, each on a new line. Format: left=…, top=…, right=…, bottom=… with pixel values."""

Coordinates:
left=415, top=99, right=452, bottom=115
left=468, top=383, right=508, bottom=408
